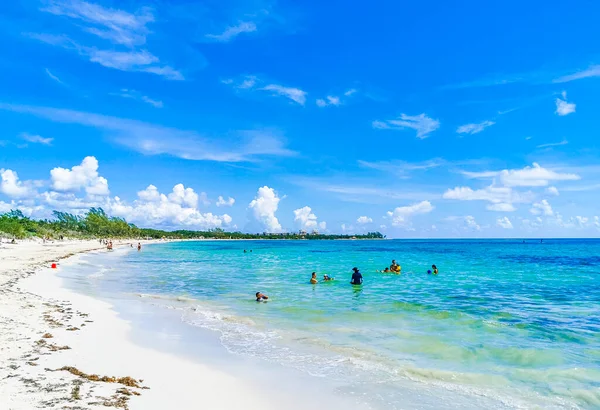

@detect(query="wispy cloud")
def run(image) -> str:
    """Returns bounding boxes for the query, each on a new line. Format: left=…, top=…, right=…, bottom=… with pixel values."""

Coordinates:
left=344, top=89, right=357, bottom=97
left=205, top=22, right=257, bottom=42
left=112, top=89, right=163, bottom=108
left=223, top=76, right=306, bottom=105
left=41, top=0, right=154, bottom=47
left=553, top=65, right=600, bottom=83
left=20, top=132, right=53, bottom=145
left=262, top=84, right=307, bottom=105
left=373, top=113, right=440, bottom=139
left=358, top=158, right=444, bottom=177
left=536, top=139, right=568, bottom=149
left=45, top=68, right=65, bottom=85
left=316, top=96, right=340, bottom=107
left=459, top=163, right=580, bottom=187
left=0, top=103, right=297, bottom=163
left=30, top=1, right=184, bottom=80
left=456, top=120, right=495, bottom=135
left=555, top=91, right=576, bottom=116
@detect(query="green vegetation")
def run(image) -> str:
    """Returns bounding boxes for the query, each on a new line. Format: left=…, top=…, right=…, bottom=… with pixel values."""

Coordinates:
left=0, top=208, right=385, bottom=240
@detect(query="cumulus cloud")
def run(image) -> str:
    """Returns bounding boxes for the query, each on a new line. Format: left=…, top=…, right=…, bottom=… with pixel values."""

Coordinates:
left=547, top=186, right=559, bottom=196
left=249, top=186, right=282, bottom=232
left=356, top=216, right=373, bottom=224
left=216, top=196, right=235, bottom=207
left=293, top=206, right=319, bottom=231
left=111, top=184, right=230, bottom=229
left=50, top=156, right=109, bottom=196
left=496, top=216, right=513, bottom=229
left=387, top=201, right=434, bottom=226
left=373, top=113, right=440, bottom=139
left=530, top=199, right=553, bottom=216
left=465, top=216, right=481, bottom=230
left=456, top=120, right=495, bottom=135
left=0, top=169, right=36, bottom=198
left=461, top=163, right=580, bottom=187
left=555, top=91, right=576, bottom=116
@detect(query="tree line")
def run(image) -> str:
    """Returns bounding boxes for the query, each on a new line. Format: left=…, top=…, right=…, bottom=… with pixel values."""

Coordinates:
left=0, top=208, right=385, bottom=240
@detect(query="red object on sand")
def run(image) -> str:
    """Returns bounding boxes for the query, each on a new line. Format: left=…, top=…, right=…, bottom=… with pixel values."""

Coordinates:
left=51, top=263, right=57, bottom=269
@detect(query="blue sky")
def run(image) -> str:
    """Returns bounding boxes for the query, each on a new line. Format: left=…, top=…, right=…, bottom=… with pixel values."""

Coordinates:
left=1, top=0, right=600, bottom=237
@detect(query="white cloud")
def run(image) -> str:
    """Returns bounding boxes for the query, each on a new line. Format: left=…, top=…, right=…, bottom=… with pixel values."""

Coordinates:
left=261, top=84, right=307, bottom=105
left=50, top=156, right=109, bottom=196
left=461, top=163, right=580, bottom=187
left=293, top=206, right=320, bottom=231
left=205, top=22, right=257, bottom=42
left=547, top=186, right=559, bottom=196
left=575, top=216, right=589, bottom=227
left=487, top=203, right=516, bottom=212
left=536, top=139, right=568, bottom=149
left=456, top=120, right=495, bottom=135
left=216, top=196, right=235, bottom=207
left=555, top=92, right=576, bottom=116
left=45, top=68, right=65, bottom=85
left=373, top=113, right=440, bottom=139
left=0, top=169, right=36, bottom=199
left=112, top=184, right=230, bottom=230
left=316, top=95, right=341, bottom=107
left=443, top=185, right=531, bottom=205
left=318, top=221, right=327, bottom=231
left=344, top=89, right=357, bottom=97
left=496, top=216, right=513, bottom=229
left=356, top=216, right=373, bottom=224
left=0, top=103, right=296, bottom=163
left=249, top=186, right=282, bottom=232
left=530, top=200, right=553, bottom=216
left=113, top=89, right=163, bottom=108
left=386, top=201, right=434, bottom=226
left=33, top=2, right=183, bottom=81
left=464, top=215, right=481, bottom=231
left=594, top=216, right=599, bottom=228
left=554, top=65, right=600, bottom=83
left=41, top=0, right=154, bottom=47
left=21, top=133, right=53, bottom=145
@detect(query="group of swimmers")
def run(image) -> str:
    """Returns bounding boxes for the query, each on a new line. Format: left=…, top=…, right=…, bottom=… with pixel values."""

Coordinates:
left=255, top=260, right=439, bottom=302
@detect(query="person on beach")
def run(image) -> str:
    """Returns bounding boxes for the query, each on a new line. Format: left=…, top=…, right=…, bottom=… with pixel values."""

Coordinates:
left=107, top=241, right=113, bottom=250
left=256, top=292, right=269, bottom=302
left=310, top=272, right=318, bottom=284
left=350, top=267, right=363, bottom=285
left=432, top=265, right=438, bottom=275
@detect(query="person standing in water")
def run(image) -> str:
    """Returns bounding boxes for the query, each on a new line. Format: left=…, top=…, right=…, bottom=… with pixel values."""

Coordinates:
left=350, top=267, right=363, bottom=285
left=310, top=272, right=318, bottom=284
left=432, top=264, right=438, bottom=275
left=137, top=242, right=142, bottom=251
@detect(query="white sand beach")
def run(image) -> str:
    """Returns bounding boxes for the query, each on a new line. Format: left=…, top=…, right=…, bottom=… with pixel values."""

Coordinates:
left=0, top=240, right=297, bottom=410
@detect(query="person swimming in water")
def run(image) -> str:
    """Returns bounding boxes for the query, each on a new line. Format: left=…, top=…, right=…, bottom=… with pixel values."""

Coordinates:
left=350, top=267, right=363, bottom=285
left=310, top=272, right=318, bottom=284
left=378, top=267, right=391, bottom=273
left=323, top=274, right=334, bottom=281
left=256, top=292, right=269, bottom=302
left=432, top=264, right=438, bottom=275
left=390, top=260, right=401, bottom=273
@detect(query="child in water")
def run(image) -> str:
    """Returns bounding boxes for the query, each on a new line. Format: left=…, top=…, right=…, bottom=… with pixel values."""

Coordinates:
left=432, top=265, right=438, bottom=275
left=323, top=275, right=334, bottom=281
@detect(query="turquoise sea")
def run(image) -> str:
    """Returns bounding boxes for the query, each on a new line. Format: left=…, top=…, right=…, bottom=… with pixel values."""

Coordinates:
left=62, top=240, right=600, bottom=409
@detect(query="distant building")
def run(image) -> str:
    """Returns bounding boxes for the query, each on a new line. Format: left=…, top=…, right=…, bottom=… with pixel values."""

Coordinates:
left=299, top=230, right=307, bottom=235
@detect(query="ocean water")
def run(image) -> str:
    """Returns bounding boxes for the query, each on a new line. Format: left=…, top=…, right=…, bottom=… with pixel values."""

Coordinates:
left=62, top=240, right=600, bottom=409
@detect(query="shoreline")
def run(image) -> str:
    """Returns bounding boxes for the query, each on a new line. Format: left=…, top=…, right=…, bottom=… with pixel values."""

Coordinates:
left=0, top=239, right=369, bottom=410
left=0, top=240, right=271, bottom=409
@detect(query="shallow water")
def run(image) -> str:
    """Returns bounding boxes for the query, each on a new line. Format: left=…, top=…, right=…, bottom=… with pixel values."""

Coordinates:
left=62, top=240, right=600, bottom=409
